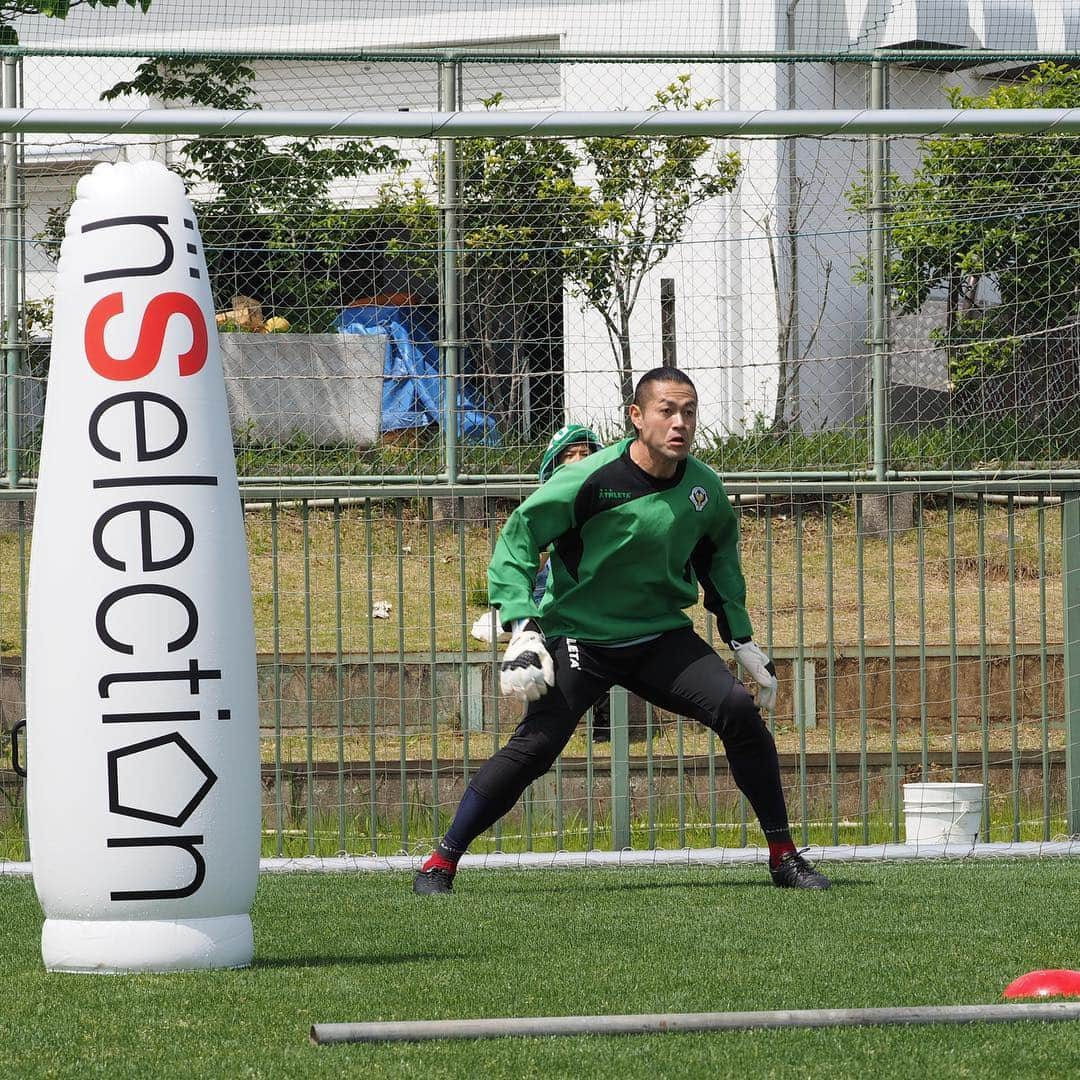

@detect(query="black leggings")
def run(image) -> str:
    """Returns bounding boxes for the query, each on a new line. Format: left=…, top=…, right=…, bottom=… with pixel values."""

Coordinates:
left=454, top=626, right=790, bottom=847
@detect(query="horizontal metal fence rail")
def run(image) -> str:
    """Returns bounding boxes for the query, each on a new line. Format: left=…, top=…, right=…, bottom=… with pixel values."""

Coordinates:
left=5, top=46, right=1080, bottom=63
left=7, top=479, right=1080, bottom=500
left=6, top=107, right=1080, bottom=138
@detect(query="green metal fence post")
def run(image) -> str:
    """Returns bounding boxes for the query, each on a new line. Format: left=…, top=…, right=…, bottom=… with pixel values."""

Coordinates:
left=825, top=498, right=838, bottom=844
left=333, top=500, right=346, bottom=852
left=438, top=59, right=461, bottom=485
left=3, top=57, right=21, bottom=489
left=18, top=495, right=27, bottom=859
left=977, top=495, right=989, bottom=837
left=270, top=501, right=283, bottom=857
left=1038, top=498, right=1051, bottom=839
left=794, top=498, right=808, bottom=845
left=1007, top=497, right=1020, bottom=841
left=610, top=685, right=631, bottom=850
left=396, top=511, right=409, bottom=850
left=869, top=56, right=890, bottom=484
left=365, top=500, right=378, bottom=853
left=1063, top=495, right=1080, bottom=834
left=301, top=500, right=314, bottom=853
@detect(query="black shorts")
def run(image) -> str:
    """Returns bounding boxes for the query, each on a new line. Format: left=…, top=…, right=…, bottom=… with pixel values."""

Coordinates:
left=534, top=625, right=740, bottom=736
left=469, top=625, right=760, bottom=803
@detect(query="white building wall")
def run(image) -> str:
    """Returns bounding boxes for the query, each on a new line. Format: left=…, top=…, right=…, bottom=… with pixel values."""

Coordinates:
left=20, top=55, right=152, bottom=307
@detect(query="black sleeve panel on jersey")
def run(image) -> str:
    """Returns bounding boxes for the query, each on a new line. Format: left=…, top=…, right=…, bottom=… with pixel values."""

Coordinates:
left=553, top=526, right=585, bottom=581
left=690, top=534, right=735, bottom=644
left=690, top=479, right=754, bottom=645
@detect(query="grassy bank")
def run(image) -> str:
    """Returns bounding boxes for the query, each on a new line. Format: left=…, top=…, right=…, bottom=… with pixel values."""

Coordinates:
left=0, top=498, right=1063, bottom=657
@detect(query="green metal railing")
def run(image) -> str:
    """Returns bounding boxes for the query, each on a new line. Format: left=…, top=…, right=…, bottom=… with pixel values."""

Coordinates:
left=2, top=481, right=1077, bottom=860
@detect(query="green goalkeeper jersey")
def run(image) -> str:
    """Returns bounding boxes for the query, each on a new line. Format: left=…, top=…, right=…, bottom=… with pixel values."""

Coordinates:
left=488, top=437, right=754, bottom=645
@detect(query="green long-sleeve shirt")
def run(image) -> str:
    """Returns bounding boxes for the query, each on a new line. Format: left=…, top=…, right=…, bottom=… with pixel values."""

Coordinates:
left=488, top=438, right=754, bottom=645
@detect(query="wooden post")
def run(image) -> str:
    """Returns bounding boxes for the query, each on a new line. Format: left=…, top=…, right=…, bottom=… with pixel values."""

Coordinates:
left=660, top=278, right=677, bottom=368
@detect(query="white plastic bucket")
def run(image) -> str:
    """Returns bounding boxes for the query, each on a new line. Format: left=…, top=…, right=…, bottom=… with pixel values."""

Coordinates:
left=902, top=783, right=985, bottom=847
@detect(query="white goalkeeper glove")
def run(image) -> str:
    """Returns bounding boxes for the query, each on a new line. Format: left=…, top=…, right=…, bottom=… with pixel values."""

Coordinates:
left=732, top=639, right=778, bottom=712
left=499, top=619, right=555, bottom=703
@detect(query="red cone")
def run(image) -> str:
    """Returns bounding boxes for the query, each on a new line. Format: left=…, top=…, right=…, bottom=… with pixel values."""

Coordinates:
left=1003, top=970, right=1080, bottom=999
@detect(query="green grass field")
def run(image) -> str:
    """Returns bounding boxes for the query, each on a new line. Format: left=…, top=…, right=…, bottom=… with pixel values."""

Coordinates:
left=2, top=860, right=1080, bottom=1078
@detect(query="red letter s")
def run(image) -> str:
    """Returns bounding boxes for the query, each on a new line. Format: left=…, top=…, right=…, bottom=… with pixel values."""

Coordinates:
left=85, top=291, right=208, bottom=381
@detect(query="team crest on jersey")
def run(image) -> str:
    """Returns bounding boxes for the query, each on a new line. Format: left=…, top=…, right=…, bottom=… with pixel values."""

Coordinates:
left=689, top=485, right=709, bottom=512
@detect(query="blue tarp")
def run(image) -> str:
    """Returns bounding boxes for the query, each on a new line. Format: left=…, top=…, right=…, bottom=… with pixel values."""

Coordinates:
left=337, top=303, right=499, bottom=445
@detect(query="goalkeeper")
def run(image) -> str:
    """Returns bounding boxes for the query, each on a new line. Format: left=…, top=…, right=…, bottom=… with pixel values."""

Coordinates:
left=415, top=367, right=829, bottom=894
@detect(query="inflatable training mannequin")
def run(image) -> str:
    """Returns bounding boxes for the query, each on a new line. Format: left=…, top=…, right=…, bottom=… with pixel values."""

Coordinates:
left=26, top=161, right=260, bottom=972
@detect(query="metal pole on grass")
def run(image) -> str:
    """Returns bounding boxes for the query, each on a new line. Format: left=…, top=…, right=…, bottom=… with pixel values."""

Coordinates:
left=311, top=1002, right=1080, bottom=1044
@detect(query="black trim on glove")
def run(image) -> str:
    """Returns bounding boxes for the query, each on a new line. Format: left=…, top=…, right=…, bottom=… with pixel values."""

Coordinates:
left=498, top=615, right=544, bottom=636
left=731, top=638, right=774, bottom=677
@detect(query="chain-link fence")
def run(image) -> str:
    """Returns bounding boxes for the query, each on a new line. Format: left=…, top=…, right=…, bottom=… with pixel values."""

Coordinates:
left=2, top=5, right=1080, bottom=858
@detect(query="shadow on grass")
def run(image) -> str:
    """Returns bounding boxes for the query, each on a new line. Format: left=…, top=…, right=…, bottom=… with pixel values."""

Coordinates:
left=254, top=950, right=473, bottom=970
left=483, top=872, right=877, bottom=896
left=488, top=877, right=763, bottom=896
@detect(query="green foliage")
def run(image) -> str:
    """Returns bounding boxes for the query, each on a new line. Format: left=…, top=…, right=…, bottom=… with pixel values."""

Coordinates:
left=21, top=296, right=52, bottom=337
left=560, top=75, right=741, bottom=405
left=850, top=62, right=1080, bottom=386
left=0, top=0, right=149, bottom=44
left=98, top=59, right=403, bottom=331
left=379, top=94, right=581, bottom=273
left=939, top=332, right=1021, bottom=384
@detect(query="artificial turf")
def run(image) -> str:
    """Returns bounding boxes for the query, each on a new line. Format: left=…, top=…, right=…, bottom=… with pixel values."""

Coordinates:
left=1, top=859, right=1079, bottom=1078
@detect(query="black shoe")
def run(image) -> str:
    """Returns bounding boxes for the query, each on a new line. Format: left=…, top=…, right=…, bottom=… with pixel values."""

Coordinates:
left=769, top=850, right=830, bottom=890
left=413, top=867, right=455, bottom=896
left=592, top=728, right=611, bottom=744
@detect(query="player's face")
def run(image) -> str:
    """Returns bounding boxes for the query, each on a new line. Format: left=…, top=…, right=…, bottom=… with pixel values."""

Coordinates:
left=558, top=442, right=593, bottom=467
left=629, top=382, right=698, bottom=463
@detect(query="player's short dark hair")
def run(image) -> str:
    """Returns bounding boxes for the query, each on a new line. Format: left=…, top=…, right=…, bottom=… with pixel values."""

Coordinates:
left=633, top=367, right=697, bottom=407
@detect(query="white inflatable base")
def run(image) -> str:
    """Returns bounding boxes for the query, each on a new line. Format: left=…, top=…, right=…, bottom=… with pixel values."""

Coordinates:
left=42, top=914, right=253, bottom=973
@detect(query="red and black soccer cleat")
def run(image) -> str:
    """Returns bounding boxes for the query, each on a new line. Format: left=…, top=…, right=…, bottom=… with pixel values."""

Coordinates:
left=769, top=850, right=831, bottom=890
left=412, top=866, right=455, bottom=896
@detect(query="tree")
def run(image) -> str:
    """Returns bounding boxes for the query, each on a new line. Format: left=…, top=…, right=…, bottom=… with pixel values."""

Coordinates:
left=555, top=76, right=742, bottom=408
left=850, top=63, right=1080, bottom=389
left=377, top=99, right=583, bottom=433
left=0, top=0, right=149, bottom=43
left=96, top=59, right=403, bottom=331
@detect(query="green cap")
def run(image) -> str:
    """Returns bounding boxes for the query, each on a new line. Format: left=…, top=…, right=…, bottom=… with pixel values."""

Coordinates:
left=538, top=424, right=603, bottom=483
